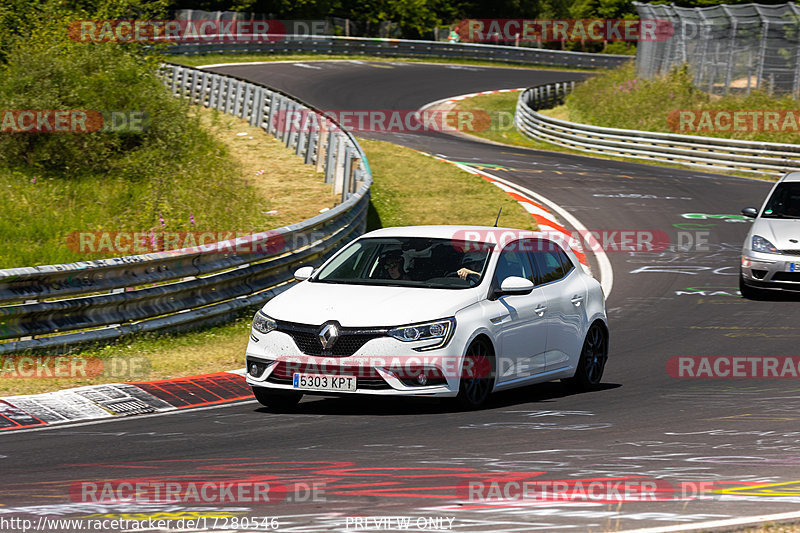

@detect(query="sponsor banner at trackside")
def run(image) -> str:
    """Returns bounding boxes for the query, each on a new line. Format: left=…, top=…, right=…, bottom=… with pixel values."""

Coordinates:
left=454, top=18, right=674, bottom=42
left=668, top=109, right=800, bottom=133
left=667, top=356, right=800, bottom=378
left=0, top=110, right=148, bottom=133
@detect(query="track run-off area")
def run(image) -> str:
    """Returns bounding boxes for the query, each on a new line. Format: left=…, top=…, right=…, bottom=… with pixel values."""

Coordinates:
left=3, top=61, right=800, bottom=533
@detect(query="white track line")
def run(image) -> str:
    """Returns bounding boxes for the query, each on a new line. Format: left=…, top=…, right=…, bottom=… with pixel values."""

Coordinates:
left=452, top=163, right=613, bottom=298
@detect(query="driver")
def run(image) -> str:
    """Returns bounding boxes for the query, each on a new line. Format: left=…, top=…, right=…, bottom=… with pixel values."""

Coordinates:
left=457, top=252, right=485, bottom=281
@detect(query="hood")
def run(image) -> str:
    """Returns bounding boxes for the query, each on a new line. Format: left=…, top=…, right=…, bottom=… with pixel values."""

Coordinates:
left=262, top=281, right=480, bottom=327
left=752, top=218, right=800, bottom=250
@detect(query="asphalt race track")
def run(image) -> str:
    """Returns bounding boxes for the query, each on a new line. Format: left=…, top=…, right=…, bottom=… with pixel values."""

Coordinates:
left=3, top=61, right=800, bottom=533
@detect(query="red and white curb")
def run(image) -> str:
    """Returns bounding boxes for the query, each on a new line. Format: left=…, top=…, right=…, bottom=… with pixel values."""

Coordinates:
left=0, top=369, right=251, bottom=432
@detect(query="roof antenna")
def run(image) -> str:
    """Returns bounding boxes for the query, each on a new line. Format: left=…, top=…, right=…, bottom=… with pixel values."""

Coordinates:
left=493, top=207, right=502, bottom=227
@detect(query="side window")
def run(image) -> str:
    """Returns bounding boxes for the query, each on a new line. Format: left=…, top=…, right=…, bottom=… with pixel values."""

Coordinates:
left=557, top=248, right=575, bottom=275
left=529, top=239, right=571, bottom=284
left=493, top=243, right=534, bottom=286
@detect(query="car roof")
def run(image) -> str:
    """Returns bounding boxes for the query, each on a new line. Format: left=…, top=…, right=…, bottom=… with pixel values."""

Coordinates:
left=360, top=225, right=548, bottom=241
left=782, top=172, right=800, bottom=183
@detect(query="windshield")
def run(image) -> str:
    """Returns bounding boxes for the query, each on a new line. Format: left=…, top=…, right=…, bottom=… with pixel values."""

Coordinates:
left=314, top=237, right=492, bottom=289
left=763, top=182, right=800, bottom=218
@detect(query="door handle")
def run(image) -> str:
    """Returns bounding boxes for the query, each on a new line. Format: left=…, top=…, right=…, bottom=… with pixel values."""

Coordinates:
left=571, top=295, right=584, bottom=306
left=534, top=305, right=547, bottom=317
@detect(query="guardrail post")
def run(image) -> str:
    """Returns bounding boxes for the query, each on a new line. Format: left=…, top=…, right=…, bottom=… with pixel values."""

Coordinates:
left=324, top=131, right=336, bottom=183
left=333, top=134, right=346, bottom=195
left=316, top=120, right=328, bottom=173
left=209, top=74, right=220, bottom=109
left=284, top=101, right=295, bottom=146
left=170, top=66, right=180, bottom=96
left=241, top=84, right=253, bottom=119
left=296, top=111, right=308, bottom=156
left=267, top=92, right=280, bottom=135
left=251, top=88, right=264, bottom=127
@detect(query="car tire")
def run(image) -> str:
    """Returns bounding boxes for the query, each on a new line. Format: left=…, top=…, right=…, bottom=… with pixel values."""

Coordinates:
left=455, top=338, right=495, bottom=410
left=739, top=272, right=763, bottom=300
left=252, top=387, right=302, bottom=410
left=564, top=322, right=608, bottom=392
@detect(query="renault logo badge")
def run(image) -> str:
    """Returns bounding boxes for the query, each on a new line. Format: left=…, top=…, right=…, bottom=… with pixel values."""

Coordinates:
left=319, top=323, right=339, bottom=350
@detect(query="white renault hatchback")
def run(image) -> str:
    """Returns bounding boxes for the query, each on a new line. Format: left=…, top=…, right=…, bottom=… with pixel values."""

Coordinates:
left=245, top=225, right=608, bottom=409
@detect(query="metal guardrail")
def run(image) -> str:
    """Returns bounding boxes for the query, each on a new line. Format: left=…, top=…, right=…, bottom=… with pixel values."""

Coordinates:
left=0, top=64, right=372, bottom=354
left=515, top=81, right=800, bottom=175
left=163, top=34, right=630, bottom=70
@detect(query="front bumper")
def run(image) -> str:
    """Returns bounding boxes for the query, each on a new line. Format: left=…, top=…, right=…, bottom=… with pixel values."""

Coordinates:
left=741, top=251, right=800, bottom=291
left=245, top=330, right=465, bottom=397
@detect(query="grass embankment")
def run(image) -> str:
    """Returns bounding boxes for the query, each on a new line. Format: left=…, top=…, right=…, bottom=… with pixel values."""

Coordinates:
left=0, top=106, right=333, bottom=267
left=449, top=62, right=798, bottom=179
left=2, top=136, right=536, bottom=396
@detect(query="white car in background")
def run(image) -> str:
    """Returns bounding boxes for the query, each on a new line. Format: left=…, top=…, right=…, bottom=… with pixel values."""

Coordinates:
left=741, top=172, right=800, bottom=298
left=245, top=225, right=608, bottom=410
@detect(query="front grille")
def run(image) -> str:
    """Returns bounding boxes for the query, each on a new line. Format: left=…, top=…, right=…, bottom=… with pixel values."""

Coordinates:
left=266, top=362, right=390, bottom=390
left=275, top=320, right=387, bottom=357
left=771, top=272, right=800, bottom=282
left=780, top=249, right=800, bottom=256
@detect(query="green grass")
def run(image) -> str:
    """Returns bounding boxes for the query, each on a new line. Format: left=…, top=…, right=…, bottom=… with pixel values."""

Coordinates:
left=0, top=106, right=334, bottom=268
left=360, top=137, right=537, bottom=230
left=168, top=52, right=592, bottom=72
left=566, top=62, right=800, bottom=144
left=447, top=87, right=779, bottom=181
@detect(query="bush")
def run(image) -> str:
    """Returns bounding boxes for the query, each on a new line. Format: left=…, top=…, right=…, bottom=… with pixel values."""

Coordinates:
left=0, top=40, right=195, bottom=175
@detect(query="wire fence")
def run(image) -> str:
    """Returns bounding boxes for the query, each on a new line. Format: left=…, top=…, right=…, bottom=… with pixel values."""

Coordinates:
left=635, top=1, right=800, bottom=95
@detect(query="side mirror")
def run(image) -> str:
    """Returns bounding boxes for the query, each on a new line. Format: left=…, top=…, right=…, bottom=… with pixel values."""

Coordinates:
left=294, top=266, right=314, bottom=281
left=497, top=276, right=535, bottom=296
left=741, top=207, right=758, bottom=218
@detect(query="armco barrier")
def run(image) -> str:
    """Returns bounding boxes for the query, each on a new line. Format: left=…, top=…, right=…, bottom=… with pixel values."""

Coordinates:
left=0, top=63, right=372, bottom=354
left=163, top=34, right=630, bottom=70
left=515, top=81, right=800, bottom=176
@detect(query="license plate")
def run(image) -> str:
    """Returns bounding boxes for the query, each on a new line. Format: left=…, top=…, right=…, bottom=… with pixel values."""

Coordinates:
left=787, top=262, right=799, bottom=272
left=292, top=373, right=357, bottom=391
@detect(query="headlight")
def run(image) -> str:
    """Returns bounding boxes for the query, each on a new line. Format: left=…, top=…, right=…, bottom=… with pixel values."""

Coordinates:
left=252, top=311, right=276, bottom=334
left=752, top=235, right=779, bottom=254
left=388, top=318, right=455, bottom=350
